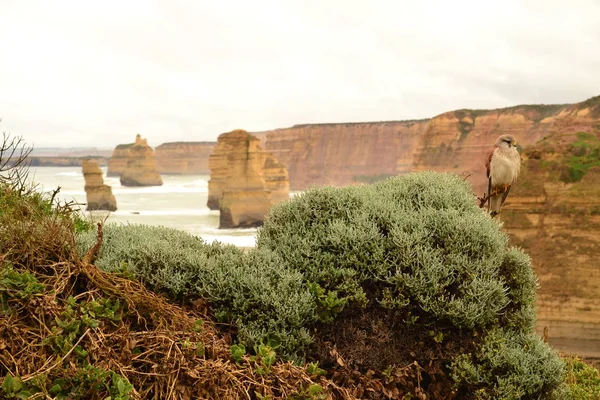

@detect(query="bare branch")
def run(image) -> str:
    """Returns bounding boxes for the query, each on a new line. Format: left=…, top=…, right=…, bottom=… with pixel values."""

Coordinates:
left=0, top=126, right=35, bottom=194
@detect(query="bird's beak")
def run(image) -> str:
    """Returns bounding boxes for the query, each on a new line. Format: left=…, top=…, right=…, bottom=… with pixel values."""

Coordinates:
left=512, top=141, right=517, bottom=147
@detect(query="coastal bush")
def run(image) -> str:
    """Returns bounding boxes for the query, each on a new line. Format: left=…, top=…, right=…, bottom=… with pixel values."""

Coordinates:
left=257, top=171, right=566, bottom=397
left=564, top=357, right=600, bottom=399
left=77, top=224, right=316, bottom=360
left=1, top=133, right=335, bottom=399
left=257, top=172, right=528, bottom=331
left=450, top=328, right=567, bottom=399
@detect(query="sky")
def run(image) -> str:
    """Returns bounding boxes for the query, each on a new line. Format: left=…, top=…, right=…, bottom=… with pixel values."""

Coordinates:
left=1, top=0, right=600, bottom=148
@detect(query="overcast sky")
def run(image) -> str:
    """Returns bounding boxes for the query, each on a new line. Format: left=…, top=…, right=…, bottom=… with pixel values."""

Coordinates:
left=1, top=0, right=599, bottom=148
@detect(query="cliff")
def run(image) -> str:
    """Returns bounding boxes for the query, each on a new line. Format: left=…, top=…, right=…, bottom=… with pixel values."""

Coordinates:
left=499, top=127, right=600, bottom=357
left=207, top=130, right=289, bottom=229
left=119, top=134, right=163, bottom=187
left=256, top=95, right=600, bottom=358
left=259, top=96, right=600, bottom=194
left=27, top=156, right=108, bottom=167
left=82, top=159, right=117, bottom=211
left=155, top=142, right=216, bottom=175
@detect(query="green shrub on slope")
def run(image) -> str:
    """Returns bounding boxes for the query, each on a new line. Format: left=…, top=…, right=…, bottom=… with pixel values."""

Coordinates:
left=257, top=172, right=531, bottom=332
left=77, top=224, right=316, bottom=360
left=451, top=329, right=567, bottom=399
left=564, top=357, right=600, bottom=399
left=257, top=171, right=565, bottom=398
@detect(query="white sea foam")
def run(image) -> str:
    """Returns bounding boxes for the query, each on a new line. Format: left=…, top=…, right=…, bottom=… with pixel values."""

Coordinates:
left=111, top=185, right=208, bottom=195
left=112, top=209, right=216, bottom=217
left=56, top=171, right=81, bottom=177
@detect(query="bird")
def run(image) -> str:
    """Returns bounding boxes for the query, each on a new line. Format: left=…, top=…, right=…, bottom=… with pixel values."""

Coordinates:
left=485, top=134, right=521, bottom=217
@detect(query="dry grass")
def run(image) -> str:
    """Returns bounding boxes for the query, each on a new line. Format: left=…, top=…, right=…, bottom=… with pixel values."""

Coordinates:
left=0, top=182, right=356, bottom=399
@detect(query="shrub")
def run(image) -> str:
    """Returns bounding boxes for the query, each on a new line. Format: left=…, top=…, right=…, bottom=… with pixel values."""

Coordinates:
left=257, top=171, right=566, bottom=397
left=450, top=328, right=567, bottom=399
left=77, top=224, right=316, bottom=360
left=564, top=357, right=600, bottom=399
left=257, top=172, right=527, bottom=331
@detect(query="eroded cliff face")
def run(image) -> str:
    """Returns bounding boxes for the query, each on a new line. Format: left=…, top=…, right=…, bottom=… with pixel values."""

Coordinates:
left=260, top=96, right=600, bottom=193
left=119, top=134, right=163, bottom=187
left=155, top=142, right=216, bottom=175
left=257, top=95, right=600, bottom=356
left=207, top=130, right=289, bottom=228
left=82, top=159, right=117, bottom=211
left=259, top=121, right=428, bottom=190
left=500, top=127, right=600, bottom=356
left=28, top=156, right=108, bottom=167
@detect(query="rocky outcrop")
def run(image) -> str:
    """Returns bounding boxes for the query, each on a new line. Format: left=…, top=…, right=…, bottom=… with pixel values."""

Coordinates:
left=82, top=159, right=117, bottom=211
left=107, top=142, right=134, bottom=177
left=155, top=142, right=216, bottom=175
left=207, top=130, right=289, bottom=228
left=259, top=96, right=600, bottom=194
left=119, top=134, right=163, bottom=187
left=499, top=127, right=600, bottom=357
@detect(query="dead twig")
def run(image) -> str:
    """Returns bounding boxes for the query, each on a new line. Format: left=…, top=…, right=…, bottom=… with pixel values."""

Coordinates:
left=82, top=222, right=103, bottom=265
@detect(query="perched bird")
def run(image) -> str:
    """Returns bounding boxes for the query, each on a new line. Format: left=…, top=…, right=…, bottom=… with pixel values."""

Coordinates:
left=485, top=134, right=521, bottom=217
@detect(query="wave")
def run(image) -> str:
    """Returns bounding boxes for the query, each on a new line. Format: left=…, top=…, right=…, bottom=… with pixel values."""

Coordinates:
left=59, top=190, right=86, bottom=196
left=56, top=171, right=81, bottom=177
left=111, top=184, right=208, bottom=195
left=184, top=179, right=208, bottom=188
left=111, top=209, right=217, bottom=217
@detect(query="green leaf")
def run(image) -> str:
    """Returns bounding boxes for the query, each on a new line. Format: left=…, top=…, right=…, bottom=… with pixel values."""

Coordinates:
left=49, top=383, right=63, bottom=395
left=308, top=384, right=324, bottom=396
left=1, top=375, right=22, bottom=394
left=16, top=390, right=35, bottom=399
left=117, top=378, right=126, bottom=394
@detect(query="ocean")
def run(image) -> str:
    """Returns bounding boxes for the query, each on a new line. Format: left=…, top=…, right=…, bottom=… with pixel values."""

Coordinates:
left=25, top=166, right=258, bottom=247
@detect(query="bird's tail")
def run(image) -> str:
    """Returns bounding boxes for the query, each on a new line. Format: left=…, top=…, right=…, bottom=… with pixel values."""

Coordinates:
left=489, top=194, right=503, bottom=216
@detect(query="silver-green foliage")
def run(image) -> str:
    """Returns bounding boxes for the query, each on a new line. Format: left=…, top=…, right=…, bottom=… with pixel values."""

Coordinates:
left=257, top=171, right=565, bottom=396
left=77, top=224, right=316, bottom=359
left=257, top=172, right=533, bottom=331
left=450, top=329, right=568, bottom=399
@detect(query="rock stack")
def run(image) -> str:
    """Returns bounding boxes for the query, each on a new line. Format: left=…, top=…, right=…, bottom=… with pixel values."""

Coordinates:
left=207, top=130, right=290, bottom=228
left=82, top=159, right=117, bottom=211
left=119, top=134, right=163, bottom=187
left=107, top=143, right=134, bottom=177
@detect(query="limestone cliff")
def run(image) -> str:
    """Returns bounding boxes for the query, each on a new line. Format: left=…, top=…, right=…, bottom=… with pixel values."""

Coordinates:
left=119, top=134, right=163, bottom=187
left=207, top=130, right=289, bottom=228
left=82, top=159, right=117, bottom=211
left=259, top=96, right=600, bottom=193
left=259, top=121, right=427, bottom=190
left=28, top=156, right=108, bottom=167
left=155, top=142, right=216, bottom=175
left=257, top=95, right=600, bottom=358
left=499, top=127, right=600, bottom=356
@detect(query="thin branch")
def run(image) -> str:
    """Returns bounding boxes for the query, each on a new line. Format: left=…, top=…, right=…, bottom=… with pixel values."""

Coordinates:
left=22, top=328, right=91, bottom=382
left=82, top=223, right=104, bottom=265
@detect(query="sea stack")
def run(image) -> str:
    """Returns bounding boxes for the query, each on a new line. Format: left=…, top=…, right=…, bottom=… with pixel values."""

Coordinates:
left=207, top=129, right=290, bottom=229
left=119, top=134, right=163, bottom=187
left=82, top=159, right=117, bottom=211
left=107, top=142, right=134, bottom=177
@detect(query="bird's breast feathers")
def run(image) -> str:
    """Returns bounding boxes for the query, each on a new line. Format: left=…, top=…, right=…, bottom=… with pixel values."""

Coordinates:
left=490, top=147, right=521, bottom=187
